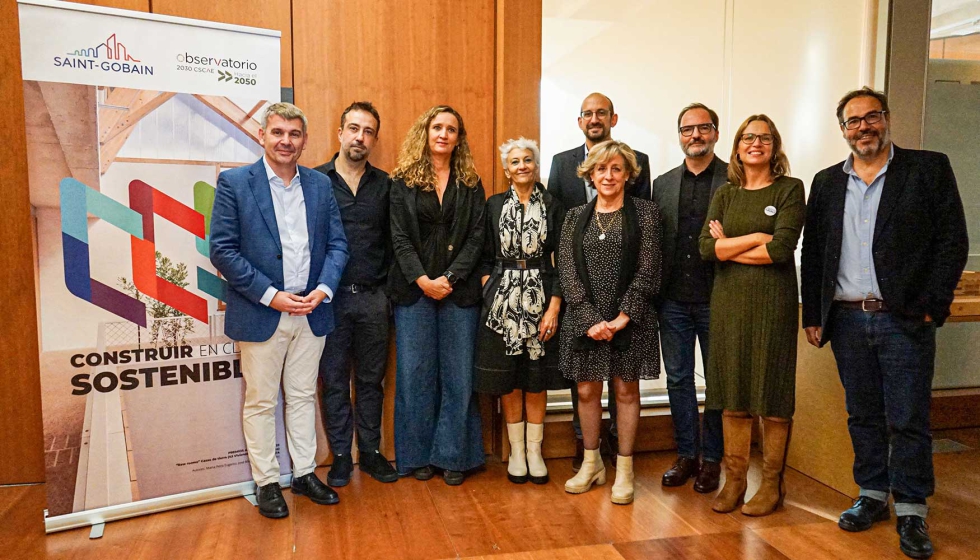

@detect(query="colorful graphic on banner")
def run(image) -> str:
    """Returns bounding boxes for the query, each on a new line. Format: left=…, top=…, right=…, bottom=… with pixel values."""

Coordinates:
left=18, top=0, right=284, bottom=524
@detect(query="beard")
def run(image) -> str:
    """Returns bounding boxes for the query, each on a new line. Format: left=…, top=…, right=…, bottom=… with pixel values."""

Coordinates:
left=848, top=129, right=889, bottom=158
left=683, top=141, right=712, bottom=158
left=585, top=126, right=608, bottom=141
left=345, top=144, right=367, bottom=162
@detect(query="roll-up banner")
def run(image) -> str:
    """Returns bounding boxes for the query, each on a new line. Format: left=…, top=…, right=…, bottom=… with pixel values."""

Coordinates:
left=18, top=0, right=284, bottom=532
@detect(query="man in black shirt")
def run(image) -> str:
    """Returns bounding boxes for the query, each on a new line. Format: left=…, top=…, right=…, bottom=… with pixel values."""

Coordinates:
left=652, top=103, right=728, bottom=493
left=314, top=102, right=397, bottom=485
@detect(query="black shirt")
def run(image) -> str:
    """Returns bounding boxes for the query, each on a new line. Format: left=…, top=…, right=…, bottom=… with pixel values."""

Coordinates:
left=665, top=159, right=717, bottom=303
left=417, top=180, right=458, bottom=279
left=314, top=154, right=390, bottom=287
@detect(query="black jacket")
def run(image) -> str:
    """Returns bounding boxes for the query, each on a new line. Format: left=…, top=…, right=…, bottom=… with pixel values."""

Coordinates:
left=651, top=156, right=728, bottom=293
left=479, top=184, right=567, bottom=302
left=547, top=143, right=652, bottom=209
left=388, top=176, right=486, bottom=306
left=801, top=145, right=969, bottom=342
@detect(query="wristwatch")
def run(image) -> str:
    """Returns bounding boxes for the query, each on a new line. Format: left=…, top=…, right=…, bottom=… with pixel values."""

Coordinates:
left=444, top=270, right=460, bottom=286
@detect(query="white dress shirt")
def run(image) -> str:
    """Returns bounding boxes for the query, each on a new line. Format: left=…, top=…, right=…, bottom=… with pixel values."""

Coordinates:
left=583, top=145, right=597, bottom=202
left=259, top=157, right=332, bottom=306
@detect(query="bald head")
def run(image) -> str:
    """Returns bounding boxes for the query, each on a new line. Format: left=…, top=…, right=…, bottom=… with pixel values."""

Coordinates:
left=578, top=92, right=618, bottom=147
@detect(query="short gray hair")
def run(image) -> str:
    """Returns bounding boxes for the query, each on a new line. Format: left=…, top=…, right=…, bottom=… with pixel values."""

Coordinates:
left=262, top=102, right=308, bottom=132
left=498, top=137, right=541, bottom=169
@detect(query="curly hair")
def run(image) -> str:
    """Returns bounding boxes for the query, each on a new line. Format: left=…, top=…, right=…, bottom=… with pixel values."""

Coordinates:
left=576, top=140, right=642, bottom=186
left=727, top=114, right=790, bottom=187
left=391, top=105, right=480, bottom=190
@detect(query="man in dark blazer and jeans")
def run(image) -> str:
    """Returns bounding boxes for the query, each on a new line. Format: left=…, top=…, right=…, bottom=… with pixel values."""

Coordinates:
left=652, top=103, right=727, bottom=494
left=801, top=87, right=968, bottom=559
left=547, top=92, right=651, bottom=469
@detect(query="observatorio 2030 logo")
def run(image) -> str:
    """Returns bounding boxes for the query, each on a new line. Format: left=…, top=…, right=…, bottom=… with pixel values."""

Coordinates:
left=53, top=33, right=154, bottom=75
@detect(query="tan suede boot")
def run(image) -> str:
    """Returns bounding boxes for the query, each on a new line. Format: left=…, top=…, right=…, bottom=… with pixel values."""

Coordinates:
left=712, top=411, right=753, bottom=513
left=611, top=454, right=635, bottom=505
left=526, top=422, right=549, bottom=484
left=506, top=422, right=528, bottom=484
left=741, top=417, right=791, bottom=516
left=564, top=447, right=605, bottom=494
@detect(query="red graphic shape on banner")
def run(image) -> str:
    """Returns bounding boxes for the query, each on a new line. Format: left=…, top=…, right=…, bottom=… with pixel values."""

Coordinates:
left=128, top=180, right=209, bottom=323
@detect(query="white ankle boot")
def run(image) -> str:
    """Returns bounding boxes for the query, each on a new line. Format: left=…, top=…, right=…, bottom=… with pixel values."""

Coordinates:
left=526, top=422, right=548, bottom=484
left=611, top=454, right=634, bottom=504
left=565, top=447, right=605, bottom=493
left=506, top=422, right=528, bottom=484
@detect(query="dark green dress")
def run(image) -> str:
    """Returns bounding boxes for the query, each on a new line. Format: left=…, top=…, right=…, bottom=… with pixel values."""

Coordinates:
left=698, top=176, right=806, bottom=418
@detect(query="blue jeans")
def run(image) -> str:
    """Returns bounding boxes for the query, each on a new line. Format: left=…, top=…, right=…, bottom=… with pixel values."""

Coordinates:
left=393, top=297, right=484, bottom=474
left=659, top=299, right=723, bottom=462
left=830, top=306, right=936, bottom=505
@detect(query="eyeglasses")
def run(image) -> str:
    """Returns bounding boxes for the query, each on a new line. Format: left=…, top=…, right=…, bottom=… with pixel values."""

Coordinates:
left=679, top=123, right=716, bottom=137
left=740, top=133, right=774, bottom=145
left=840, top=110, right=887, bottom=130
left=580, top=109, right=611, bottom=119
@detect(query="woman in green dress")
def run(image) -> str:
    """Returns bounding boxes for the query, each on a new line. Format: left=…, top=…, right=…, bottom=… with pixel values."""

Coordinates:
left=698, top=114, right=805, bottom=517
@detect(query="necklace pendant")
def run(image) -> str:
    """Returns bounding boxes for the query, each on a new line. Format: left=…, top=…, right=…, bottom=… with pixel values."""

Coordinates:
left=598, top=233, right=606, bottom=241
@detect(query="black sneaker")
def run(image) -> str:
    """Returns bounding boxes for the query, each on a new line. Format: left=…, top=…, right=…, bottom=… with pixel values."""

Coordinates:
left=838, top=496, right=890, bottom=532
left=897, top=516, right=933, bottom=559
left=414, top=465, right=436, bottom=481
left=443, top=469, right=465, bottom=486
left=359, top=450, right=398, bottom=483
left=327, top=453, right=353, bottom=487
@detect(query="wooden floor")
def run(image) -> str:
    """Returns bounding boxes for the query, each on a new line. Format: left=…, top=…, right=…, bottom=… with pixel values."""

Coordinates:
left=13, top=428, right=980, bottom=559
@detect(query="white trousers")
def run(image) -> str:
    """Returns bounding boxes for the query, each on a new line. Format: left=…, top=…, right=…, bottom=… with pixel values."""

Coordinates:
left=239, top=313, right=325, bottom=486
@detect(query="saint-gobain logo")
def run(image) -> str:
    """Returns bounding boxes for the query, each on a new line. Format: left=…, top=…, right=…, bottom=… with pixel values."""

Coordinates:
left=54, top=33, right=154, bottom=75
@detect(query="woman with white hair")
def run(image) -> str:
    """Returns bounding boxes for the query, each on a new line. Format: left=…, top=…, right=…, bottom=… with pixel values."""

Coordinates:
left=474, top=137, right=569, bottom=485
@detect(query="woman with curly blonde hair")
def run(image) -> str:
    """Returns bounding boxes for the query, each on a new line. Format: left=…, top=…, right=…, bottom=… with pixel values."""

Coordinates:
left=389, top=105, right=487, bottom=486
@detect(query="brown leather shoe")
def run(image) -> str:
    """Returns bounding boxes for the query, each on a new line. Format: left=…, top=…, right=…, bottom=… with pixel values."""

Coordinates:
left=662, top=456, right=699, bottom=487
left=693, top=459, right=721, bottom=493
left=572, top=439, right=585, bottom=472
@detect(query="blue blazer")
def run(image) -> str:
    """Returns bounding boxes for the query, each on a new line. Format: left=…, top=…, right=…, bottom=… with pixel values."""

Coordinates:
left=209, top=158, right=349, bottom=342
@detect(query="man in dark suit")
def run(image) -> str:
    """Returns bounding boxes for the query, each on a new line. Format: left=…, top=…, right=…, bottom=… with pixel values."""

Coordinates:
left=652, top=103, right=727, bottom=494
left=547, top=92, right=651, bottom=470
left=801, top=87, right=968, bottom=559
left=210, top=103, right=349, bottom=519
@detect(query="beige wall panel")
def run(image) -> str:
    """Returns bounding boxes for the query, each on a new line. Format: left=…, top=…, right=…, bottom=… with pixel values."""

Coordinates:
left=941, top=34, right=980, bottom=60
left=729, top=0, right=868, bottom=191
left=151, top=0, right=293, bottom=87
left=292, top=0, right=496, bottom=182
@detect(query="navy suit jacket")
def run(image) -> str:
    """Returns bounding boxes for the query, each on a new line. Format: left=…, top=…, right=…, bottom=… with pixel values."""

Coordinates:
left=547, top=143, right=652, bottom=209
left=210, top=158, right=349, bottom=342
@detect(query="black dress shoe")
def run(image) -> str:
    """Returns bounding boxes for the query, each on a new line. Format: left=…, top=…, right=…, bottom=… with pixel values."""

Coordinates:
left=414, top=465, right=436, bottom=481
left=256, top=483, right=289, bottom=519
left=838, top=496, right=890, bottom=532
left=360, top=450, right=398, bottom=483
left=290, top=472, right=340, bottom=505
left=572, top=439, right=585, bottom=472
left=693, top=459, right=721, bottom=493
left=897, top=516, right=933, bottom=559
left=327, top=453, right=353, bottom=487
left=662, top=456, right=699, bottom=487
left=443, top=469, right=465, bottom=486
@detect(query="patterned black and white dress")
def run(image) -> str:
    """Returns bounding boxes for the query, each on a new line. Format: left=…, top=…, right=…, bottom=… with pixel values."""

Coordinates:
left=557, top=196, right=663, bottom=383
left=474, top=184, right=570, bottom=395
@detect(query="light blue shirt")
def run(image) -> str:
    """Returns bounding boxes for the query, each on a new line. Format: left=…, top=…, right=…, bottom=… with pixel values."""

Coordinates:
left=835, top=144, right=894, bottom=301
left=259, top=157, right=332, bottom=306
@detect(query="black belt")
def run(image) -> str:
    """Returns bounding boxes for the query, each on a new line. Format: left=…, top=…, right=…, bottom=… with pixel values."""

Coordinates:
left=339, top=283, right=380, bottom=294
left=497, top=257, right=547, bottom=271
left=836, top=299, right=888, bottom=312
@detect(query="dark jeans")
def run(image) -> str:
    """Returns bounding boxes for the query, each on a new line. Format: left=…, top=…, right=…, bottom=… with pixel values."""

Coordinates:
left=659, top=299, right=723, bottom=462
left=830, top=306, right=936, bottom=503
left=318, top=288, right=389, bottom=455
left=393, top=297, right=484, bottom=474
left=571, top=381, right=617, bottom=440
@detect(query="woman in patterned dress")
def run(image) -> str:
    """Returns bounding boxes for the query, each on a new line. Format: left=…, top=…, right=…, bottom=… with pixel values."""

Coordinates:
left=699, top=115, right=806, bottom=516
left=474, top=137, right=569, bottom=485
left=557, top=140, right=662, bottom=504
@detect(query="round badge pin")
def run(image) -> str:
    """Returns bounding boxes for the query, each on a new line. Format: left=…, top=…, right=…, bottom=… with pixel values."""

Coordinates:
left=764, top=205, right=777, bottom=216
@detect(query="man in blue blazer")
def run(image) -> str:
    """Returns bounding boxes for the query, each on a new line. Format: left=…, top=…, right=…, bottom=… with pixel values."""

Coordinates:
left=210, top=102, right=349, bottom=519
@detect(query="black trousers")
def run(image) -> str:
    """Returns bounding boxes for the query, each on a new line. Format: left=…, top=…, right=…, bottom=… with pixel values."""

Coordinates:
left=318, top=287, right=390, bottom=455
